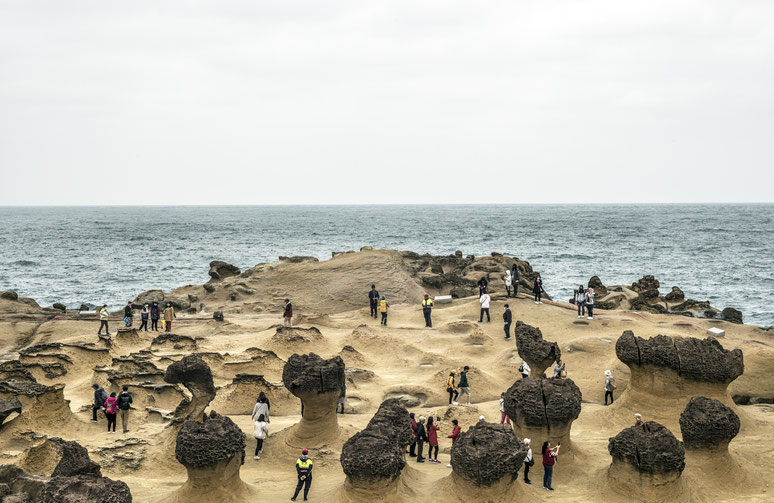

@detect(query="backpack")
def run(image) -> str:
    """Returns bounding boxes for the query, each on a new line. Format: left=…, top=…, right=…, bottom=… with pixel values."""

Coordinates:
left=105, top=399, right=117, bottom=415
left=518, top=364, right=524, bottom=373
left=609, top=378, right=617, bottom=390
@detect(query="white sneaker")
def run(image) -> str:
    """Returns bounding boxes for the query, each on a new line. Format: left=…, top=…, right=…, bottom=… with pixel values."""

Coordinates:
left=253, top=456, right=260, bottom=460
left=446, top=464, right=452, bottom=467
left=588, top=317, right=593, bottom=320
left=577, top=315, right=581, bottom=319
left=452, top=402, right=459, bottom=405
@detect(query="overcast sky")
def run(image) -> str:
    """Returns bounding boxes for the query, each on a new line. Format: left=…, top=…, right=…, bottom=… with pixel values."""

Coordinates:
left=0, top=1, right=772, bottom=205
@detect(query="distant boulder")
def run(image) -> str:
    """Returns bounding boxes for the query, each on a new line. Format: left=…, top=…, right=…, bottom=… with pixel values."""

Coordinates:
left=0, top=291, right=18, bottom=301
left=208, top=261, right=241, bottom=281
left=721, top=307, right=743, bottom=324
left=664, top=286, right=685, bottom=302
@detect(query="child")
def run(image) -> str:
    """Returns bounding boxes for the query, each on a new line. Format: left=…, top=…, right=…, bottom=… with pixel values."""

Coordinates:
left=380, top=295, right=389, bottom=325
left=253, top=413, right=269, bottom=459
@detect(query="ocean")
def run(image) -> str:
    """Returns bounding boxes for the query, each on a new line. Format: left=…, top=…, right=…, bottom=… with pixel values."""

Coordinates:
left=0, top=205, right=772, bottom=326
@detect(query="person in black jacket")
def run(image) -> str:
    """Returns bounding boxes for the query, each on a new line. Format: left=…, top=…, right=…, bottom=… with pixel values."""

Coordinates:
left=150, top=302, right=160, bottom=331
left=368, top=284, right=380, bottom=319
left=91, top=383, right=108, bottom=422
left=533, top=275, right=543, bottom=304
left=503, top=304, right=513, bottom=340
left=477, top=277, right=488, bottom=296
left=511, top=264, right=520, bottom=296
left=123, top=301, right=133, bottom=327
left=117, top=385, right=133, bottom=433
left=291, top=449, right=313, bottom=501
left=415, top=416, right=428, bottom=462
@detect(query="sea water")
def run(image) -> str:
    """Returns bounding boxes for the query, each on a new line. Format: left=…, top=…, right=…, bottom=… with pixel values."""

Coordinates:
left=0, top=205, right=772, bottom=326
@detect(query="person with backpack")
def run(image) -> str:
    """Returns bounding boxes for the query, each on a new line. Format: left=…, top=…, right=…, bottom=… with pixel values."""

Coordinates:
left=533, top=275, right=543, bottom=304
left=499, top=393, right=511, bottom=425
left=504, top=269, right=513, bottom=298
left=150, top=302, right=160, bottom=331
left=446, top=418, right=461, bottom=467
left=379, top=295, right=389, bottom=326
left=253, top=413, right=269, bottom=460
left=523, top=438, right=534, bottom=484
left=97, top=305, right=110, bottom=336
left=104, top=392, right=118, bottom=433
left=478, top=292, right=491, bottom=322
left=519, top=360, right=531, bottom=379
left=421, top=294, right=433, bottom=328
left=446, top=372, right=459, bottom=405
left=427, top=416, right=441, bottom=463
left=604, top=370, right=616, bottom=405
left=368, top=285, right=380, bottom=319
left=503, top=304, right=512, bottom=340
left=91, top=383, right=108, bottom=422
left=542, top=441, right=560, bottom=490
left=139, top=304, right=149, bottom=332
left=117, top=385, right=133, bottom=433
left=415, top=416, right=428, bottom=463
left=477, top=277, right=488, bottom=296
left=283, top=299, right=293, bottom=327
left=291, top=449, right=313, bottom=501
left=585, top=286, right=595, bottom=320
left=458, top=366, right=471, bottom=405
left=409, top=413, right=418, bottom=457
left=123, top=301, right=133, bottom=327
left=252, top=392, right=271, bottom=424
left=163, top=302, right=175, bottom=332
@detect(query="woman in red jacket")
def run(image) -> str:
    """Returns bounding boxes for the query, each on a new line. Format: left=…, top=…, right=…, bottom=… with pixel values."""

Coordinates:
left=445, top=419, right=461, bottom=467
left=104, top=392, right=118, bottom=433
left=427, top=416, right=441, bottom=463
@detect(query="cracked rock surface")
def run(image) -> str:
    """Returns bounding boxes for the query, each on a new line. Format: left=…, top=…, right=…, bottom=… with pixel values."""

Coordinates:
left=608, top=421, right=685, bottom=475
left=514, top=321, right=561, bottom=376
left=679, top=396, right=740, bottom=449
left=450, top=421, right=528, bottom=486
left=502, top=377, right=582, bottom=427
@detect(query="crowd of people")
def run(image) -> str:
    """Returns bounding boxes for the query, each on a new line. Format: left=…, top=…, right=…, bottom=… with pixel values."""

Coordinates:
left=95, top=301, right=176, bottom=336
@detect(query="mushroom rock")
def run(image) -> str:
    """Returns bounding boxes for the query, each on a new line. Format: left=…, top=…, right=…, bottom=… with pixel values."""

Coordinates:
left=0, top=397, right=22, bottom=426
left=450, top=421, right=527, bottom=487
left=365, top=399, right=414, bottom=446
left=49, top=438, right=101, bottom=478
left=514, top=321, right=561, bottom=377
left=282, top=353, right=346, bottom=446
left=208, top=261, right=241, bottom=281
left=42, top=475, right=133, bottom=503
left=503, top=377, right=582, bottom=453
left=615, top=330, right=743, bottom=399
left=679, top=397, right=740, bottom=450
left=163, top=356, right=216, bottom=422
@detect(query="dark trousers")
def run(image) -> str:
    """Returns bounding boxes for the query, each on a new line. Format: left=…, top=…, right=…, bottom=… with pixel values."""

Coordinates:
left=448, top=389, right=459, bottom=404
left=605, top=390, right=614, bottom=404
left=429, top=445, right=438, bottom=460
left=423, top=309, right=432, bottom=327
left=370, top=301, right=378, bottom=318
left=254, top=438, right=263, bottom=456
left=151, top=319, right=159, bottom=331
left=106, top=413, right=116, bottom=432
left=381, top=312, right=387, bottom=325
left=92, top=406, right=100, bottom=421
left=139, top=319, right=148, bottom=331
left=505, top=286, right=511, bottom=297
left=514, top=283, right=519, bottom=295
left=479, top=308, right=490, bottom=322
left=416, top=440, right=425, bottom=461
left=587, top=304, right=594, bottom=317
left=534, top=292, right=541, bottom=302
left=524, top=461, right=531, bottom=481
left=409, top=440, right=416, bottom=456
left=504, top=322, right=511, bottom=338
left=543, top=464, right=553, bottom=489
left=98, top=320, right=109, bottom=334
left=292, top=475, right=311, bottom=500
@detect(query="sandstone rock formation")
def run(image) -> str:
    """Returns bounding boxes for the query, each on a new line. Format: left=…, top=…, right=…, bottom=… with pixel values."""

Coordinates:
left=608, top=421, right=685, bottom=483
left=514, top=321, right=561, bottom=377
left=0, top=397, right=21, bottom=426
left=208, top=260, right=241, bottom=281
left=163, top=356, right=216, bottom=422
left=50, top=438, right=101, bottom=477
left=450, top=421, right=528, bottom=486
left=679, top=396, right=740, bottom=450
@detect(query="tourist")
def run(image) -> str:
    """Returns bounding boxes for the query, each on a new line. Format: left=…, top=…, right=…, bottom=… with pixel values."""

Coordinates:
left=499, top=393, right=511, bottom=425
left=634, top=413, right=643, bottom=426
left=458, top=366, right=471, bottom=405
left=504, top=269, right=513, bottom=298
left=533, top=275, right=543, bottom=304
left=519, top=360, right=531, bottom=379
left=427, top=416, right=440, bottom=463
left=117, top=385, right=133, bottom=433
left=415, top=417, right=428, bottom=462
left=291, top=448, right=313, bottom=501
left=337, top=384, right=346, bottom=414
left=379, top=295, right=389, bottom=326
left=542, top=441, right=560, bottom=490
left=446, top=372, right=459, bottom=405
left=368, top=284, right=380, bottom=319
left=478, top=291, right=491, bottom=322
left=91, top=383, right=108, bottom=423
left=409, top=413, right=418, bottom=457
left=97, top=305, right=110, bottom=336
left=283, top=299, right=293, bottom=327
left=139, top=304, right=149, bottom=332
left=446, top=419, right=461, bottom=467
left=252, top=392, right=271, bottom=424
left=163, top=302, right=175, bottom=332
left=503, top=304, right=512, bottom=340
left=585, top=286, right=595, bottom=320
left=511, top=264, right=520, bottom=296
left=253, top=413, right=269, bottom=460
left=604, top=370, right=616, bottom=405
left=575, top=285, right=586, bottom=318
left=477, top=277, right=488, bottom=296
left=422, top=294, right=433, bottom=328
left=553, top=359, right=566, bottom=379
left=523, top=438, right=533, bottom=484
left=150, top=302, right=160, bottom=331
left=104, top=392, right=118, bottom=433
left=123, top=301, right=133, bottom=327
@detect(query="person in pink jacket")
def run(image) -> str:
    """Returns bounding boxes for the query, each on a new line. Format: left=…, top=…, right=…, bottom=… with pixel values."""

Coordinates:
left=104, top=392, right=118, bottom=433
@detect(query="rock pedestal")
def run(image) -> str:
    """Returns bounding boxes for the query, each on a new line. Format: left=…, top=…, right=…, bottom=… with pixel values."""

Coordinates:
left=450, top=421, right=527, bottom=487
left=163, top=355, right=216, bottom=422
left=514, top=321, right=561, bottom=378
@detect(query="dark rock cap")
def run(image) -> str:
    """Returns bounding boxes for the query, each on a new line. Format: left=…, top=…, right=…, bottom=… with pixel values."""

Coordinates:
left=450, top=422, right=527, bottom=486
left=282, top=353, right=345, bottom=396
left=608, top=421, right=685, bottom=475
left=341, top=430, right=405, bottom=481
left=175, top=411, right=246, bottom=469
left=514, top=321, right=561, bottom=370
left=679, top=396, right=740, bottom=449
left=42, top=474, right=132, bottom=503
left=503, top=377, right=582, bottom=427
left=163, top=355, right=215, bottom=395
left=364, top=398, right=414, bottom=447
left=49, top=438, right=101, bottom=478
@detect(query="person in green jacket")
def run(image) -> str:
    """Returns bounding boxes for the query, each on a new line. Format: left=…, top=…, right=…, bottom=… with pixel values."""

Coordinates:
left=97, top=305, right=110, bottom=336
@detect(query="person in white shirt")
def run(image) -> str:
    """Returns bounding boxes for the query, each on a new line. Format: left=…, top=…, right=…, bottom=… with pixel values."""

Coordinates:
left=519, top=360, right=531, bottom=379
left=523, top=438, right=534, bottom=484
left=585, top=287, right=595, bottom=319
left=504, top=270, right=513, bottom=298
left=478, top=292, right=491, bottom=322
left=499, top=393, right=511, bottom=425
left=253, top=413, right=269, bottom=460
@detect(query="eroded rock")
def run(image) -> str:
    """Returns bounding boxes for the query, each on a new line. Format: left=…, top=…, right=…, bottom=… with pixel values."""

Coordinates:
left=608, top=421, right=685, bottom=475
left=679, top=396, right=740, bottom=449
left=208, top=261, right=241, bottom=281
left=175, top=411, right=245, bottom=469
left=163, top=356, right=216, bottom=421
left=514, top=321, right=561, bottom=377
left=450, top=421, right=527, bottom=487
left=0, top=397, right=22, bottom=426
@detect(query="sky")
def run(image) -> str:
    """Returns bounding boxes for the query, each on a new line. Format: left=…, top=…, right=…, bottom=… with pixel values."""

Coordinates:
left=0, top=1, right=772, bottom=205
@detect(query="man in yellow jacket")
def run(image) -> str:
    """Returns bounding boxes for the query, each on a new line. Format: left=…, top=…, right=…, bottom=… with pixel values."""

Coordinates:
left=422, top=294, right=433, bottom=328
left=97, top=305, right=110, bottom=336
left=291, top=448, right=313, bottom=501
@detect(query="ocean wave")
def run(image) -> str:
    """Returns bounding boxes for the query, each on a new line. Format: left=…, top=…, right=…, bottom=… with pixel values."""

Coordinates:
left=8, top=260, right=39, bottom=267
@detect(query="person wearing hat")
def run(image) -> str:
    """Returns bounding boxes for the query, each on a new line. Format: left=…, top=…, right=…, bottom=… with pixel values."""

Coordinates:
left=379, top=295, right=389, bottom=326
left=368, top=284, right=380, bottom=319
left=634, top=413, right=643, bottom=427
left=421, top=294, right=433, bottom=328
left=163, top=302, right=175, bottom=333
left=91, top=383, right=108, bottom=422
left=97, top=304, right=110, bottom=336
left=604, top=370, right=616, bottom=405
left=291, top=448, right=313, bottom=501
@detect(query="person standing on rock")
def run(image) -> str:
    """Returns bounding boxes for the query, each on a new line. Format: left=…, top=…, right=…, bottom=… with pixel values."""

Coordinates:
left=283, top=299, right=293, bottom=327
left=446, top=372, right=459, bottom=405
left=123, top=301, right=133, bottom=327
left=511, top=264, right=520, bottom=297
left=422, top=294, right=433, bottom=328
left=519, top=360, right=531, bottom=379
left=634, top=413, right=643, bottom=427
left=150, top=302, right=160, bottom=331
left=104, top=392, right=118, bottom=433
left=478, top=292, right=491, bottom=322
left=409, top=413, right=418, bottom=457
left=427, top=416, right=440, bottom=463
left=139, top=304, right=149, bottom=332
left=368, top=284, right=380, bottom=319
left=163, top=302, right=175, bottom=332
left=97, top=305, right=110, bottom=336
left=117, top=385, right=133, bottom=433
left=91, top=383, right=108, bottom=423
left=523, top=438, right=533, bottom=484
left=575, top=285, right=586, bottom=318
left=585, top=286, right=595, bottom=320
left=503, top=304, right=512, bottom=340
left=533, top=275, right=543, bottom=304
left=477, top=277, right=488, bottom=296
left=604, top=370, right=615, bottom=405
left=553, top=359, right=566, bottom=379
left=252, top=392, right=271, bottom=424
left=415, top=417, right=428, bottom=463
left=499, top=393, right=511, bottom=425
left=379, top=295, right=389, bottom=326
left=504, top=269, right=513, bottom=298
left=458, top=366, right=471, bottom=405
left=542, top=441, right=560, bottom=491
left=253, top=414, right=268, bottom=460
left=291, top=448, right=313, bottom=501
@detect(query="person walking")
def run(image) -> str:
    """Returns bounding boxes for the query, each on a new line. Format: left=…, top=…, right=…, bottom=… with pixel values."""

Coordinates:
left=291, top=449, right=313, bottom=501
left=519, top=360, right=531, bottom=379
left=446, top=419, right=461, bottom=467
left=478, top=292, right=491, bottom=323
left=163, top=302, right=175, bottom=332
left=150, top=302, right=160, bottom=331
left=409, top=413, right=418, bottom=457
left=504, top=270, right=513, bottom=298
left=91, top=383, right=108, bottom=422
left=415, top=417, right=428, bottom=462
left=252, top=392, right=271, bottom=424
left=421, top=294, right=433, bottom=328
left=503, top=304, right=512, bottom=340
left=123, top=301, right=133, bottom=327
left=283, top=299, right=293, bottom=327
left=97, top=305, right=110, bottom=336
left=523, top=438, right=534, bottom=484
left=542, top=441, right=560, bottom=490
left=553, top=359, right=566, bottom=379
left=533, top=275, right=543, bottom=304
left=499, top=393, right=511, bottom=425
left=138, top=304, right=149, bottom=332
left=379, top=295, right=389, bottom=326
left=253, top=413, right=269, bottom=460
left=117, top=385, right=133, bottom=433
left=585, top=286, right=595, bottom=320
left=458, top=366, right=471, bottom=405
left=427, top=416, right=440, bottom=463
left=104, top=392, right=118, bottom=433
left=477, top=277, right=488, bottom=296
left=634, top=413, right=643, bottom=427
left=575, top=285, right=586, bottom=318
left=511, top=264, right=520, bottom=297
left=368, top=285, right=380, bottom=319
left=604, top=370, right=616, bottom=405
left=446, top=372, right=459, bottom=405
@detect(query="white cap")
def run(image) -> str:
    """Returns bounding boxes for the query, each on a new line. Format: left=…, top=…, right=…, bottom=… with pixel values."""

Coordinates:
left=419, top=416, right=426, bottom=422
left=478, top=415, right=485, bottom=421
